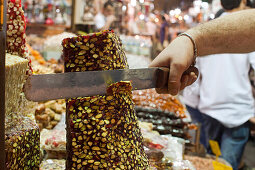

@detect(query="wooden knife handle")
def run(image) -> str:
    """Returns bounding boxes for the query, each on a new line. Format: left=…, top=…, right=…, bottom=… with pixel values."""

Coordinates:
left=156, top=67, right=169, bottom=88
left=156, top=66, right=199, bottom=89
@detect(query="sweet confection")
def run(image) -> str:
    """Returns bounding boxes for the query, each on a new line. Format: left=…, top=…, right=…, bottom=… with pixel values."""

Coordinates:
left=5, top=117, right=40, bottom=169
left=5, top=53, right=28, bottom=116
left=63, top=30, right=149, bottom=169
left=7, top=0, right=32, bottom=74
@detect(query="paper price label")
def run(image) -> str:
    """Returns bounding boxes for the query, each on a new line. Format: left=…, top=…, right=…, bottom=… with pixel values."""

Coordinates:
left=212, top=160, right=233, bottom=170
left=209, top=140, right=221, bottom=157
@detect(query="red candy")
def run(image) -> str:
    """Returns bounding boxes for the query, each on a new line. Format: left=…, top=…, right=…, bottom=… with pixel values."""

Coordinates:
left=6, top=0, right=32, bottom=75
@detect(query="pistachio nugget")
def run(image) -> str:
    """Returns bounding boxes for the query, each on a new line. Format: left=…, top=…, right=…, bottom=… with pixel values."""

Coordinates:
left=63, top=30, right=149, bottom=169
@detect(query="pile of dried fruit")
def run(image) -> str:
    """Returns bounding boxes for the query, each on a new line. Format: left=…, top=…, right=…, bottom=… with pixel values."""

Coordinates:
left=35, top=100, right=65, bottom=131
left=63, top=30, right=149, bottom=169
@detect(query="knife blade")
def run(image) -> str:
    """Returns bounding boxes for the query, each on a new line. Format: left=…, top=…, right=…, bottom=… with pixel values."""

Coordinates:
left=24, top=67, right=169, bottom=102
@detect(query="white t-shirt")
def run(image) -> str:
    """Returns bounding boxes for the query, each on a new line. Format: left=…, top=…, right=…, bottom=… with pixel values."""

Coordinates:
left=182, top=53, right=255, bottom=128
left=94, top=13, right=106, bottom=30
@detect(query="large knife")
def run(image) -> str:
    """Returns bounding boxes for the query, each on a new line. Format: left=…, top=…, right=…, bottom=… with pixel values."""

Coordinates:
left=24, top=67, right=169, bottom=102
left=24, top=67, right=198, bottom=102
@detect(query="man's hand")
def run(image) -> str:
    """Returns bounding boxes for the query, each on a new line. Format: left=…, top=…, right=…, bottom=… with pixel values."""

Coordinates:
left=150, top=9, right=255, bottom=95
left=149, top=36, right=198, bottom=95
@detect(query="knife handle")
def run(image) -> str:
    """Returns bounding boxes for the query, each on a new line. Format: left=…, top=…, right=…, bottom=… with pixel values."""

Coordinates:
left=156, top=66, right=199, bottom=89
left=156, top=67, right=169, bottom=88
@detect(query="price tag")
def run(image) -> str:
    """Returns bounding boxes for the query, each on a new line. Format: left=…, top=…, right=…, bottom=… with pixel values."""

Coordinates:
left=209, top=140, right=221, bottom=157
left=212, top=160, right=233, bottom=170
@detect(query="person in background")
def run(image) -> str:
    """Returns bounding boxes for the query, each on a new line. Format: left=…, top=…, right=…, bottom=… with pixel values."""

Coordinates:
left=181, top=0, right=255, bottom=168
left=94, top=1, right=116, bottom=31
left=159, top=15, right=169, bottom=48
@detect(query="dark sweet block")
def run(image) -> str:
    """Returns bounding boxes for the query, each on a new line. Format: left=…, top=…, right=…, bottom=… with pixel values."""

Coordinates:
left=63, top=30, right=149, bottom=169
left=5, top=117, right=40, bottom=169
left=62, top=30, right=128, bottom=72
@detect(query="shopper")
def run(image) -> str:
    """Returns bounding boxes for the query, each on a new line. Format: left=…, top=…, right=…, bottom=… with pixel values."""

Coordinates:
left=149, top=9, right=255, bottom=96
left=159, top=15, right=169, bottom=47
left=94, top=1, right=116, bottom=31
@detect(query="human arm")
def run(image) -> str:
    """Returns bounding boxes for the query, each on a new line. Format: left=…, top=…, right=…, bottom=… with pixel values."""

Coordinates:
left=150, top=9, right=255, bottom=95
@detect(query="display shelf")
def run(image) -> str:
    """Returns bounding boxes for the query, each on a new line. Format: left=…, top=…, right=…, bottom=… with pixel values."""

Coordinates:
left=26, top=23, right=70, bottom=36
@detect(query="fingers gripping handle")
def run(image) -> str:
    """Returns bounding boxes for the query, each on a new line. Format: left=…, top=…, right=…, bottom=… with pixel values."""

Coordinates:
left=184, top=66, right=199, bottom=78
left=155, top=66, right=199, bottom=89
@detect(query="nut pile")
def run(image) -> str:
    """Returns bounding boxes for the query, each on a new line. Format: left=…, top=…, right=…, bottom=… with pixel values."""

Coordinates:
left=63, top=30, right=149, bottom=169
left=35, top=100, right=65, bottom=131
left=5, top=117, right=40, bottom=169
left=7, top=0, right=32, bottom=75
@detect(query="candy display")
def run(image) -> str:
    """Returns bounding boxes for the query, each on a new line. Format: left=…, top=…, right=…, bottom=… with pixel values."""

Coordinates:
left=133, top=89, right=186, bottom=117
left=40, top=159, right=65, bottom=170
left=184, top=155, right=231, bottom=170
left=140, top=122, right=195, bottom=170
left=63, top=30, right=149, bottom=169
left=26, top=45, right=65, bottom=130
left=5, top=117, right=40, bottom=169
left=35, top=100, right=65, bottom=131
left=184, top=155, right=214, bottom=170
left=133, top=89, right=190, bottom=139
left=6, top=0, right=32, bottom=75
left=41, top=129, right=66, bottom=159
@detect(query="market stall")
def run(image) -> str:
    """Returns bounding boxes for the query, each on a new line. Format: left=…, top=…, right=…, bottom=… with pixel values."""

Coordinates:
left=1, top=0, right=247, bottom=169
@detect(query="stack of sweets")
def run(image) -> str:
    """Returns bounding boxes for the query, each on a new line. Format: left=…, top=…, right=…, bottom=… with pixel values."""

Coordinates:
left=133, top=89, right=189, bottom=139
left=4, top=0, right=40, bottom=169
left=63, top=30, right=149, bottom=169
